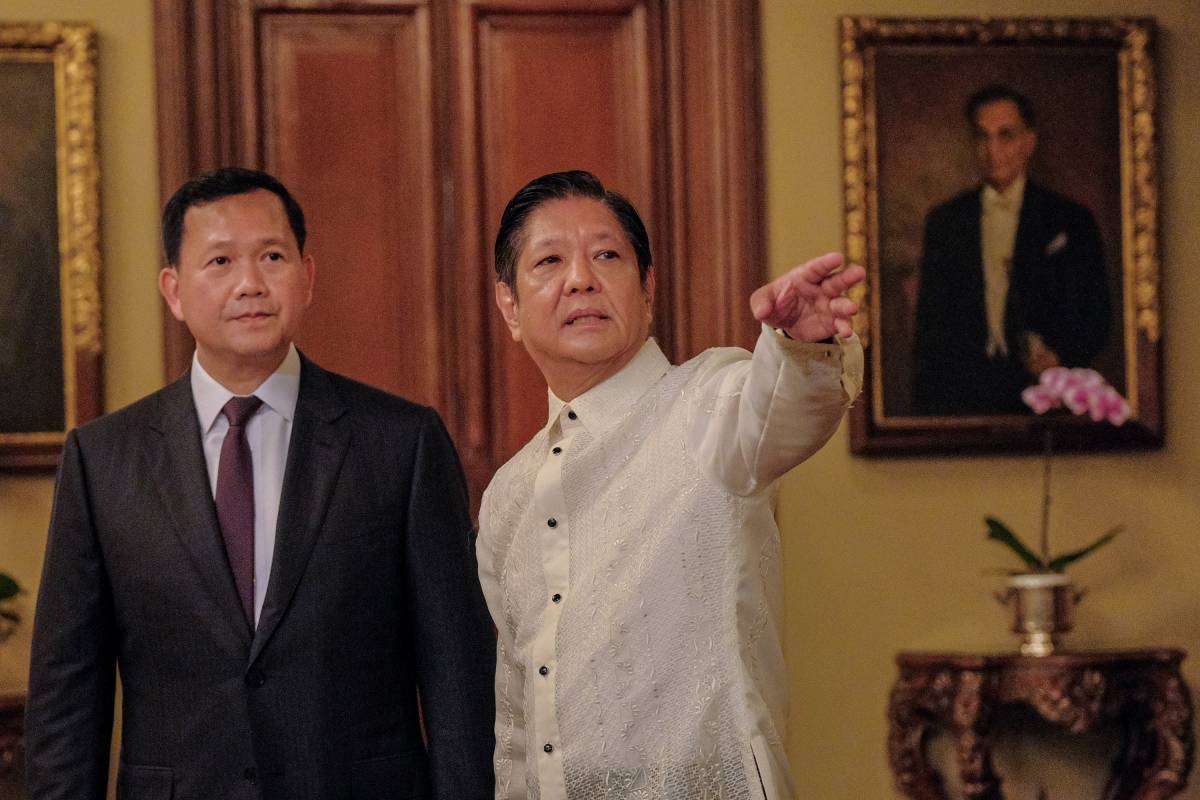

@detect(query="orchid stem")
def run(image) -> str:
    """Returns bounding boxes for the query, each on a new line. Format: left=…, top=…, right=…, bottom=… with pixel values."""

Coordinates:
left=1040, top=426, right=1053, bottom=565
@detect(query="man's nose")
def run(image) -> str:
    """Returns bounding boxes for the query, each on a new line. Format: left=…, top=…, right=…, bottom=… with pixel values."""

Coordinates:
left=235, top=260, right=268, bottom=296
left=564, top=255, right=597, bottom=294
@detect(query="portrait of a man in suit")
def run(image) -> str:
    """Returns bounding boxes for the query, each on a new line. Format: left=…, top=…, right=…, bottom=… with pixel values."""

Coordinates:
left=912, top=84, right=1112, bottom=416
left=25, top=167, right=496, bottom=799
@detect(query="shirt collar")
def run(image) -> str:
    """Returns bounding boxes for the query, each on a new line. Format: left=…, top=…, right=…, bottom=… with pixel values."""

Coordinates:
left=982, top=174, right=1026, bottom=210
left=191, top=344, right=302, bottom=433
left=545, top=338, right=670, bottom=436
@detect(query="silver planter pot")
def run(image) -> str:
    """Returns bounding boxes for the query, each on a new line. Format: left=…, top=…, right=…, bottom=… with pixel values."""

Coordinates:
left=996, top=573, right=1083, bottom=656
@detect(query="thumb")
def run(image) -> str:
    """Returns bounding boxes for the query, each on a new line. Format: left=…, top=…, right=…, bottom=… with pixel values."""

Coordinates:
left=749, top=282, right=777, bottom=322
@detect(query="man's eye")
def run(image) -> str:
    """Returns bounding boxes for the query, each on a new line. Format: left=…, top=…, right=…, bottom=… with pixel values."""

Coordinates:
left=210, top=256, right=229, bottom=266
left=596, top=250, right=619, bottom=260
left=536, top=255, right=560, bottom=268
left=266, top=251, right=284, bottom=261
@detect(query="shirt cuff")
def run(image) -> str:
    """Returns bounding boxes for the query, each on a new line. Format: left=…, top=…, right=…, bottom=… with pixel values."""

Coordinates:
left=767, top=325, right=864, bottom=403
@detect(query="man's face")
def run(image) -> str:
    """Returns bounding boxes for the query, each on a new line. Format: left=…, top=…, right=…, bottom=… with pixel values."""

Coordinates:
left=495, top=196, right=654, bottom=396
left=159, top=189, right=314, bottom=387
left=973, top=99, right=1036, bottom=191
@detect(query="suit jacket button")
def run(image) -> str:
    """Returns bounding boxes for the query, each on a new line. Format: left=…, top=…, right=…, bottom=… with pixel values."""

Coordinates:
left=245, top=668, right=266, bottom=688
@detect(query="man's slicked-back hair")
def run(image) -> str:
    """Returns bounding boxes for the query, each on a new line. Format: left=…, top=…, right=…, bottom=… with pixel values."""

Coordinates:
left=161, top=166, right=307, bottom=266
left=965, top=84, right=1037, bottom=130
left=494, top=170, right=652, bottom=289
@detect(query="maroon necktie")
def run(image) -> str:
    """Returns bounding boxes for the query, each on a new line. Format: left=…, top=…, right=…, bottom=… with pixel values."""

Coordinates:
left=216, top=395, right=263, bottom=625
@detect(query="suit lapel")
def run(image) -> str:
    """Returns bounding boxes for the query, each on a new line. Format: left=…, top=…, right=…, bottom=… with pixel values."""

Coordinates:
left=1006, top=181, right=1050, bottom=349
left=1012, top=180, right=1047, bottom=272
left=148, top=375, right=254, bottom=644
left=251, top=358, right=351, bottom=664
left=965, top=189, right=986, bottom=322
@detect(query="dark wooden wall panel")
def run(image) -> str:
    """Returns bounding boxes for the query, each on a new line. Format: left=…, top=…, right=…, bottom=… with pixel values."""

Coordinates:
left=258, top=11, right=442, bottom=406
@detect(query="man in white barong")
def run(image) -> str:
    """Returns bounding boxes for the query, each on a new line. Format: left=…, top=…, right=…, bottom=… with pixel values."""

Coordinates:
left=479, top=170, right=864, bottom=800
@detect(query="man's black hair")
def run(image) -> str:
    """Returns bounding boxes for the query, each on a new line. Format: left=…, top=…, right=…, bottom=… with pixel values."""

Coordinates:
left=965, top=84, right=1036, bottom=130
left=161, top=166, right=307, bottom=266
left=494, top=170, right=652, bottom=289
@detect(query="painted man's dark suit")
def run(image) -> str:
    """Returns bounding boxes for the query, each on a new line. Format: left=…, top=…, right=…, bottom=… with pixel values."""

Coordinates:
left=26, top=356, right=496, bottom=800
left=913, top=180, right=1110, bottom=415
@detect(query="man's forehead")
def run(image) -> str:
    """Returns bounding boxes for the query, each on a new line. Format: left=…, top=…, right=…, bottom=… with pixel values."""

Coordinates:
left=181, top=192, right=296, bottom=253
left=974, top=100, right=1026, bottom=129
left=183, top=191, right=287, bottom=230
left=526, top=226, right=625, bottom=246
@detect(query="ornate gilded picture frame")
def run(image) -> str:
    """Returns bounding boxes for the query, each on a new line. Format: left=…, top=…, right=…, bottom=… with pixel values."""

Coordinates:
left=839, top=17, right=1161, bottom=455
left=0, top=22, right=102, bottom=468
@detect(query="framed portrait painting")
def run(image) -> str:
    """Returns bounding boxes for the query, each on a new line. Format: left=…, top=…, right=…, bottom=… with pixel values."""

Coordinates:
left=0, top=22, right=102, bottom=469
left=839, top=17, right=1162, bottom=455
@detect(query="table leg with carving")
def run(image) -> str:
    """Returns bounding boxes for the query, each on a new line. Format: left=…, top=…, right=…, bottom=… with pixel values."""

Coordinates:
left=1126, top=667, right=1194, bottom=800
left=888, top=670, right=953, bottom=799
left=952, top=671, right=1002, bottom=800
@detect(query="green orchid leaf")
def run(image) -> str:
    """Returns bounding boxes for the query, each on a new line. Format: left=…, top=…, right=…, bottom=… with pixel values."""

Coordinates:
left=984, top=516, right=1046, bottom=571
left=1047, top=525, right=1123, bottom=572
left=0, top=572, right=19, bottom=602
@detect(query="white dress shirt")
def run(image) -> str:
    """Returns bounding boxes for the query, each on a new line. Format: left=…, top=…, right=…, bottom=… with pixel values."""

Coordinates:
left=191, top=345, right=300, bottom=624
left=980, top=174, right=1026, bottom=357
left=478, top=326, right=863, bottom=800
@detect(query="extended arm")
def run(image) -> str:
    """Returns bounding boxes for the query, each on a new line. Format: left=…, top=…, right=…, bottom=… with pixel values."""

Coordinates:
left=689, top=253, right=865, bottom=495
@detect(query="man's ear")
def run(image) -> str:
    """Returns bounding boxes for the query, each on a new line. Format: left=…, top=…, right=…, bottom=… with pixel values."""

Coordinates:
left=643, top=269, right=656, bottom=323
left=302, top=253, right=317, bottom=308
left=494, top=281, right=522, bottom=343
left=159, top=266, right=186, bottom=322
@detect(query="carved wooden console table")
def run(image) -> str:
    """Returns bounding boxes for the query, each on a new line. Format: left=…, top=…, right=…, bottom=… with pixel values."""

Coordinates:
left=0, top=690, right=24, bottom=780
left=888, top=650, right=1193, bottom=800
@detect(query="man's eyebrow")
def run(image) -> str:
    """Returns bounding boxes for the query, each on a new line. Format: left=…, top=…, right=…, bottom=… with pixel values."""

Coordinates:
left=198, top=235, right=290, bottom=251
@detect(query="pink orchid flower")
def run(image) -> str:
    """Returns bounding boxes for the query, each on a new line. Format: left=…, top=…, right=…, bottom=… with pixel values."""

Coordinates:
left=1022, top=367, right=1130, bottom=426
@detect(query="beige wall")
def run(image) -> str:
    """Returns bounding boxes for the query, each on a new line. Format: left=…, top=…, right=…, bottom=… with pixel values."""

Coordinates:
left=764, top=0, right=1200, bottom=797
left=1, top=0, right=1197, bottom=796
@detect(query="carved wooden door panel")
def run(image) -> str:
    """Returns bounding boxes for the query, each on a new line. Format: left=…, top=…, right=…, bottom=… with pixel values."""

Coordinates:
left=155, top=0, right=764, bottom=505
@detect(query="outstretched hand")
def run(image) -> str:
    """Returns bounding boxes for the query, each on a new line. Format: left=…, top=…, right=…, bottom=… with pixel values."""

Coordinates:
left=749, top=252, right=864, bottom=342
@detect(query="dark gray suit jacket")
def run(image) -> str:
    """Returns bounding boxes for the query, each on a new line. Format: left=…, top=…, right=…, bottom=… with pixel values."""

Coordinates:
left=26, top=356, right=495, bottom=800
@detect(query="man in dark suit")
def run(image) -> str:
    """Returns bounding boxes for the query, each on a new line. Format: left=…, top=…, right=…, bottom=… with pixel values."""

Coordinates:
left=913, top=84, right=1110, bottom=415
left=26, top=167, right=495, bottom=799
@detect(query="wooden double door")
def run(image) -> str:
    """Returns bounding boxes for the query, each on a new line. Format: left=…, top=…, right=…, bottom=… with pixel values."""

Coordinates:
left=155, top=0, right=765, bottom=506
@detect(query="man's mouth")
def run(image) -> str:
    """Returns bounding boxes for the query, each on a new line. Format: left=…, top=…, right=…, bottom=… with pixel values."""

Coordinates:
left=564, top=309, right=608, bottom=326
left=231, top=310, right=274, bottom=322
